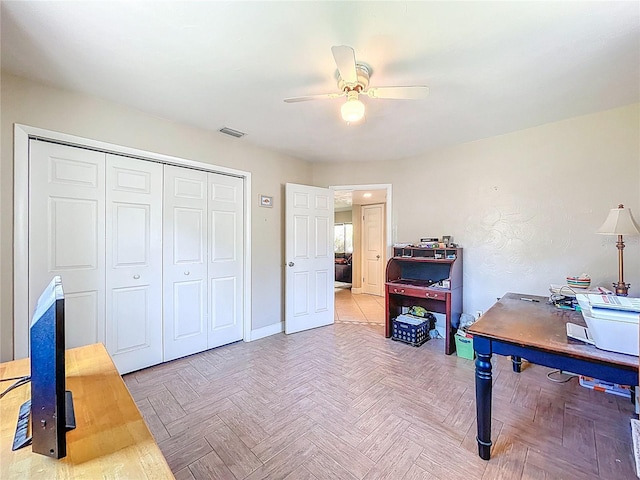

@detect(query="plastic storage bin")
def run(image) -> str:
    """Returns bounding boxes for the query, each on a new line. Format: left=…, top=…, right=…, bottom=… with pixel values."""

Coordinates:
left=579, top=375, right=631, bottom=398
left=455, top=332, right=474, bottom=360
left=392, top=315, right=429, bottom=347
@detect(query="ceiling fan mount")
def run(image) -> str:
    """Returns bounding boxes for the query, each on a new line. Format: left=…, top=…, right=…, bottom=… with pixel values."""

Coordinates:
left=337, top=63, right=371, bottom=93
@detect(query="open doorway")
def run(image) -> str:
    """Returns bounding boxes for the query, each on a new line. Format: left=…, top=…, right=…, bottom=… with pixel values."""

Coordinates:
left=333, top=216, right=353, bottom=290
left=330, top=184, right=392, bottom=327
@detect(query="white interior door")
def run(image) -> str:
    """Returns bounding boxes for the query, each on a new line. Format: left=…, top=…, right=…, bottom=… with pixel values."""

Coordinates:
left=163, top=165, right=208, bottom=361
left=106, top=154, right=163, bottom=373
left=362, top=204, right=384, bottom=296
left=285, top=183, right=334, bottom=334
left=208, top=173, right=244, bottom=348
left=29, top=140, right=106, bottom=351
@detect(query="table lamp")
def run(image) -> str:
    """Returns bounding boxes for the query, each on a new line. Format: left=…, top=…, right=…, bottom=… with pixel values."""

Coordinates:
left=597, top=204, right=640, bottom=296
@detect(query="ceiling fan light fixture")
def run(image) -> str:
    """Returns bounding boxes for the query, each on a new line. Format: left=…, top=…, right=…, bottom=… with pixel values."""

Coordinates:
left=341, top=92, right=365, bottom=123
left=284, top=45, right=429, bottom=122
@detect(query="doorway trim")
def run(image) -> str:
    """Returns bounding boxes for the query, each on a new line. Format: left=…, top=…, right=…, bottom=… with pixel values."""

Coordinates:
left=13, top=123, right=253, bottom=358
left=329, top=184, right=392, bottom=294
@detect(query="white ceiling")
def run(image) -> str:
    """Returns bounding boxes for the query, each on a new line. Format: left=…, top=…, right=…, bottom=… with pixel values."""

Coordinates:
left=2, top=1, right=638, bottom=163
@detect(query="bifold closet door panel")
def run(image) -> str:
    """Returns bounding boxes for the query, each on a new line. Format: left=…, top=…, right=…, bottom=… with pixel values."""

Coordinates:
left=29, top=140, right=106, bottom=351
left=105, top=154, right=163, bottom=374
left=28, top=140, right=245, bottom=371
left=163, top=165, right=209, bottom=361
left=208, top=173, right=244, bottom=348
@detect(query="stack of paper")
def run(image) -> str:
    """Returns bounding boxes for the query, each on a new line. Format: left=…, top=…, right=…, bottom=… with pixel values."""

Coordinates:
left=549, top=284, right=610, bottom=297
left=631, top=419, right=640, bottom=478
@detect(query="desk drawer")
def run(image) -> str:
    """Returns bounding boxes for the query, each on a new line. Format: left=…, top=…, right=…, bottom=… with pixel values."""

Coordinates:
left=423, top=290, right=446, bottom=300
left=387, top=285, right=447, bottom=301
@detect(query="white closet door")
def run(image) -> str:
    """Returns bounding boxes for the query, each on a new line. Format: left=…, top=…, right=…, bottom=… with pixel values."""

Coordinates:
left=163, top=165, right=208, bottom=361
left=106, top=155, right=163, bottom=374
left=29, top=141, right=106, bottom=350
left=208, top=173, right=244, bottom=348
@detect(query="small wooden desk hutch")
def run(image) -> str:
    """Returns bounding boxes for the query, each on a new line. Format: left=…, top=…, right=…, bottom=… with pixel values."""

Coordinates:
left=385, top=247, right=463, bottom=354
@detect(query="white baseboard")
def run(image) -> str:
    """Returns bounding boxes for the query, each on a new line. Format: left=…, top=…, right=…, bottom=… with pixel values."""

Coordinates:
left=352, top=287, right=363, bottom=294
left=248, top=322, right=283, bottom=341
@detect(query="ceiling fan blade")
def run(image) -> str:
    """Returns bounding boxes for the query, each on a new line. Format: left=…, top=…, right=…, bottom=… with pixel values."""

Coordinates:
left=284, top=92, right=345, bottom=103
left=331, top=45, right=357, bottom=84
left=365, top=86, right=430, bottom=100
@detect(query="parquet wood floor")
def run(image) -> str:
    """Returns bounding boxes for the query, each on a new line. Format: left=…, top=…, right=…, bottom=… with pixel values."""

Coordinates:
left=125, top=292, right=637, bottom=479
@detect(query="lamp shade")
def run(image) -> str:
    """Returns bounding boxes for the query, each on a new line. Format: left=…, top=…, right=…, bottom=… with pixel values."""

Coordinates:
left=341, top=95, right=365, bottom=123
left=597, top=204, right=640, bottom=236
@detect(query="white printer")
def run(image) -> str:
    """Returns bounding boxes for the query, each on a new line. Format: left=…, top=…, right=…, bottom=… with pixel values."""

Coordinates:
left=574, top=294, right=639, bottom=356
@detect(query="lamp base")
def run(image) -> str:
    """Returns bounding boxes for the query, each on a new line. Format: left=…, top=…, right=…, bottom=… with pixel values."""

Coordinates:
left=613, top=282, right=630, bottom=297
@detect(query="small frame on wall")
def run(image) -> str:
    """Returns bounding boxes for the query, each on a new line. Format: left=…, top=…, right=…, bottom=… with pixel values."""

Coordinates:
left=259, top=195, right=273, bottom=207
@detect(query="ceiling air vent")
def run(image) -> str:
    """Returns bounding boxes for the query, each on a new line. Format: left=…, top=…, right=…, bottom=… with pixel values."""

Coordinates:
left=218, top=127, right=246, bottom=138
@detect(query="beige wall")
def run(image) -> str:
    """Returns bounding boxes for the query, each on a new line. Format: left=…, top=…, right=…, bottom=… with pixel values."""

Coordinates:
left=0, top=72, right=312, bottom=361
left=2, top=72, right=638, bottom=360
left=313, top=104, right=640, bottom=316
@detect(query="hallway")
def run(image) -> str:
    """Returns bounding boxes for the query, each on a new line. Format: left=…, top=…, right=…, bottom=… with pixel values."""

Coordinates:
left=334, top=287, right=385, bottom=327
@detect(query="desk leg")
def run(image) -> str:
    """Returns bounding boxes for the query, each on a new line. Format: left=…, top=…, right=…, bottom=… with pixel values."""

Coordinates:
left=384, top=290, right=393, bottom=338
left=511, top=356, right=522, bottom=373
left=474, top=337, right=493, bottom=460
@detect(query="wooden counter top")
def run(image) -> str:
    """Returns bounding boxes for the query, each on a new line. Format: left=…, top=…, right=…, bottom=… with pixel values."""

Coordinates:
left=0, top=343, right=174, bottom=479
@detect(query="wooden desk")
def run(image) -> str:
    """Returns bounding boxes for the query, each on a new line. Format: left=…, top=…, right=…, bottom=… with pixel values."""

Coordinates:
left=468, top=293, right=639, bottom=461
left=385, top=248, right=463, bottom=355
left=0, top=343, right=174, bottom=479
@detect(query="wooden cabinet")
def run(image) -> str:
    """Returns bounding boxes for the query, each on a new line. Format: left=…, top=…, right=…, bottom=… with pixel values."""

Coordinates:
left=385, top=247, right=463, bottom=354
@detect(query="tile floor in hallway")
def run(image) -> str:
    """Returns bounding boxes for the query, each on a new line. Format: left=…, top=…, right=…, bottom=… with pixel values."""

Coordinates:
left=334, top=286, right=385, bottom=326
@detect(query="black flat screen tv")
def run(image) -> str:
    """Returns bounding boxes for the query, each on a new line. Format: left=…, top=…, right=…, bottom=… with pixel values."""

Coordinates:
left=12, top=276, right=75, bottom=458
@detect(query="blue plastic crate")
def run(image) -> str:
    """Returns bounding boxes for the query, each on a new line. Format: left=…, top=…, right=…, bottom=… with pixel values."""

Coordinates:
left=391, top=315, right=429, bottom=347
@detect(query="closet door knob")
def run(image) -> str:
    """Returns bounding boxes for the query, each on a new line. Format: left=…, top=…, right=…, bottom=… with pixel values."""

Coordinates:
left=133, top=274, right=140, bottom=279
left=288, top=262, right=295, bottom=267
left=184, top=271, right=190, bottom=276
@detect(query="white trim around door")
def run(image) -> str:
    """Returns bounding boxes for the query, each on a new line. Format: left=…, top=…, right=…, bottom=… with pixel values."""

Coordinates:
left=13, top=123, right=253, bottom=359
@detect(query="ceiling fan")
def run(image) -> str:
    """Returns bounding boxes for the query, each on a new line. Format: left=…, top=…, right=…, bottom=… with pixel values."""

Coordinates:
left=284, top=45, right=429, bottom=123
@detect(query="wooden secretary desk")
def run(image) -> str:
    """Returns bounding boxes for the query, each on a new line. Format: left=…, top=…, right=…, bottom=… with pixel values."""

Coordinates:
left=385, top=247, right=463, bottom=354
